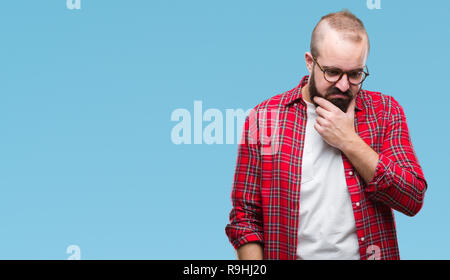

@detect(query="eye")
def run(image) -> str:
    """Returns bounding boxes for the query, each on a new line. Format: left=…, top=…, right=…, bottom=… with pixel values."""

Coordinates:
left=349, top=71, right=363, bottom=79
left=326, top=69, right=341, bottom=77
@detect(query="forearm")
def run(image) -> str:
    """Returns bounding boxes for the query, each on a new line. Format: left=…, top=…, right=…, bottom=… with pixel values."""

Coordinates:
left=236, top=242, right=264, bottom=260
left=315, top=96, right=427, bottom=216
left=340, top=134, right=379, bottom=184
left=341, top=133, right=426, bottom=216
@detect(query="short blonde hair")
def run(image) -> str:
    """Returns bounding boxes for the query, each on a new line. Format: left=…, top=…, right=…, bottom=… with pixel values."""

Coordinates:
left=310, top=9, right=370, bottom=58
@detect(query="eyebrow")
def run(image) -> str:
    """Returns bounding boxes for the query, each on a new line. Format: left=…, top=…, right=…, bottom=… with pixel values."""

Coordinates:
left=323, top=65, right=365, bottom=72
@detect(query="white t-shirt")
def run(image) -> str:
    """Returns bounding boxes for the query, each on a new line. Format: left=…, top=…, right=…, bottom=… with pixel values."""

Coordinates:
left=296, top=100, right=360, bottom=260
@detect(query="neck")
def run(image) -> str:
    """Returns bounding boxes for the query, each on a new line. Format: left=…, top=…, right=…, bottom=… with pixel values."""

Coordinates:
left=301, top=82, right=312, bottom=103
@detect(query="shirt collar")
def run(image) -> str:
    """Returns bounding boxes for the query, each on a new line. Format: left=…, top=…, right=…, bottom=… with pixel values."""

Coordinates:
left=283, top=75, right=364, bottom=111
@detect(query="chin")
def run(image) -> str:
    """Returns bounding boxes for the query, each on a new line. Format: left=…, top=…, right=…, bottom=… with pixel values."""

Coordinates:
left=328, top=98, right=350, bottom=112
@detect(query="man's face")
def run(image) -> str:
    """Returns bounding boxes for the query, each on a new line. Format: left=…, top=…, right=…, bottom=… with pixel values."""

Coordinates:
left=307, top=28, right=369, bottom=112
left=309, top=67, right=353, bottom=112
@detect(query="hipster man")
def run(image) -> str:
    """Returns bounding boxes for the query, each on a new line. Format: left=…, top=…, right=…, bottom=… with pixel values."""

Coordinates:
left=225, top=10, right=427, bottom=260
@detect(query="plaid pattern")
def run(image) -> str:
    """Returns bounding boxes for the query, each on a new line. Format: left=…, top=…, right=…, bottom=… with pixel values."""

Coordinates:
left=225, top=75, right=427, bottom=260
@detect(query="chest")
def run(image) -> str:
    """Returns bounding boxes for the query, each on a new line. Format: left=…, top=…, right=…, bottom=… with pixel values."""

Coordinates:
left=259, top=105, right=384, bottom=195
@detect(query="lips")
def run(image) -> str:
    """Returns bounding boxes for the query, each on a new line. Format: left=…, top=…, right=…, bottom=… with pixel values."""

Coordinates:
left=329, top=93, right=349, bottom=99
left=326, top=88, right=351, bottom=100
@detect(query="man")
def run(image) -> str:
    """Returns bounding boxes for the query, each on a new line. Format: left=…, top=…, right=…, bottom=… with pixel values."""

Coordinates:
left=225, top=10, right=427, bottom=260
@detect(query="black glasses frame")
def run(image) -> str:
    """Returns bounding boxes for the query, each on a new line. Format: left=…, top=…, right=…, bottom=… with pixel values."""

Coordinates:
left=312, top=56, right=370, bottom=86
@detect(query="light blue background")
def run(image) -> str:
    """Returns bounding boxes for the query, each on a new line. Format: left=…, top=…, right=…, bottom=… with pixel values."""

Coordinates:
left=0, top=0, right=448, bottom=259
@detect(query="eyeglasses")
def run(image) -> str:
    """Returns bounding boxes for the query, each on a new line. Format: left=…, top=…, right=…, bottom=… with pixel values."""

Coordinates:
left=312, top=56, right=369, bottom=86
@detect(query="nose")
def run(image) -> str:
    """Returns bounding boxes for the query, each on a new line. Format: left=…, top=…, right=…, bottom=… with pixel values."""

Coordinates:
left=335, top=73, right=350, bottom=92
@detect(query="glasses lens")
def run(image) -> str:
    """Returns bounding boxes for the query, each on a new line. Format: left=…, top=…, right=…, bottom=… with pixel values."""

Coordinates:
left=324, top=69, right=342, bottom=82
left=348, top=71, right=365, bottom=85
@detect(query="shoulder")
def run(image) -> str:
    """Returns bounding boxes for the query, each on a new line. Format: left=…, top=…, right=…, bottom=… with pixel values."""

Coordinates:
left=249, top=75, right=308, bottom=114
left=252, top=92, right=286, bottom=112
left=359, top=89, right=405, bottom=117
left=250, top=87, right=299, bottom=114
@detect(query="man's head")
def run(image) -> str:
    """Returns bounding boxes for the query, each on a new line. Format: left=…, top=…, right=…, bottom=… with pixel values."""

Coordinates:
left=305, top=10, right=370, bottom=112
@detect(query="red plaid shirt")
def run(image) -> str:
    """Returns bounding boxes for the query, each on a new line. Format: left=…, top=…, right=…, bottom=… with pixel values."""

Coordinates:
left=225, top=75, right=427, bottom=260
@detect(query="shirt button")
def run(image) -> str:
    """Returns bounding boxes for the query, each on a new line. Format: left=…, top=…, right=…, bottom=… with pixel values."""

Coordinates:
left=356, top=202, right=360, bottom=207
left=348, top=171, right=353, bottom=176
left=361, top=237, right=365, bottom=242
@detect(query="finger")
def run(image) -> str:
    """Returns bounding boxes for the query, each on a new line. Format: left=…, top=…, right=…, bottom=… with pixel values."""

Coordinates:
left=315, top=106, right=332, bottom=119
left=316, top=116, right=328, bottom=127
left=313, top=96, right=339, bottom=112
left=314, top=122, right=324, bottom=134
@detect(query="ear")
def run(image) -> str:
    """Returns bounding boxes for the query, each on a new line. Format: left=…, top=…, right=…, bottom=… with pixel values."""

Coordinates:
left=305, top=52, right=314, bottom=74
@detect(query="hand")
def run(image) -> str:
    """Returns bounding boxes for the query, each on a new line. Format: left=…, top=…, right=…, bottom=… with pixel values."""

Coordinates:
left=313, top=96, right=358, bottom=151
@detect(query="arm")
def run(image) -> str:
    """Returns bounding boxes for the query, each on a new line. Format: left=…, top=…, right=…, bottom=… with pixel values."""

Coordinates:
left=359, top=98, right=427, bottom=216
left=340, top=136, right=379, bottom=184
left=236, top=242, right=264, bottom=260
left=314, top=96, right=427, bottom=217
left=314, top=96, right=379, bottom=183
left=225, top=112, right=265, bottom=259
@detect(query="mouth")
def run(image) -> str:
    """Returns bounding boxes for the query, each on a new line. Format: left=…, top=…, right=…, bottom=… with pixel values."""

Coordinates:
left=329, top=93, right=349, bottom=99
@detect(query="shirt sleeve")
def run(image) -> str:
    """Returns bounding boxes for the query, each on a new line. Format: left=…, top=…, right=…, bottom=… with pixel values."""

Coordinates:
left=225, top=111, right=264, bottom=250
left=365, top=97, right=428, bottom=216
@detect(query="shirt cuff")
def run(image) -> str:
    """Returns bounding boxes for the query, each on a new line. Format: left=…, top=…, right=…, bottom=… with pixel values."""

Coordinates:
left=230, top=232, right=264, bottom=250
